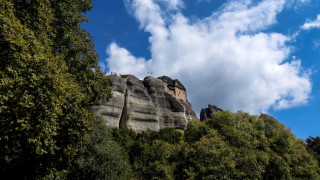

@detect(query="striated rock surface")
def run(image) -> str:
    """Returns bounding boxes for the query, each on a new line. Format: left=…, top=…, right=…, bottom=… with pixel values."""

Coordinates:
left=91, top=75, right=197, bottom=131
left=200, top=104, right=223, bottom=121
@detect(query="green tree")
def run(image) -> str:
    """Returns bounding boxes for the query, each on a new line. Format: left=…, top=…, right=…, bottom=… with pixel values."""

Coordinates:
left=111, top=127, right=137, bottom=161
left=146, top=140, right=177, bottom=180
left=155, top=128, right=182, bottom=144
left=0, top=0, right=111, bottom=178
left=106, top=112, right=320, bottom=179
left=180, top=111, right=320, bottom=179
left=50, top=0, right=111, bottom=104
left=306, top=136, right=320, bottom=165
left=184, top=120, right=209, bottom=143
left=68, top=114, right=130, bottom=180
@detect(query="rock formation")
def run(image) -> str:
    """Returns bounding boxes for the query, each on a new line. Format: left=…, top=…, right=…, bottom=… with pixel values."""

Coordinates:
left=91, top=75, right=197, bottom=132
left=200, top=104, right=223, bottom=121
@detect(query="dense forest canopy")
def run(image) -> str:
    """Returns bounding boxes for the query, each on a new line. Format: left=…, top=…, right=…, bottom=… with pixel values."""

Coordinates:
left=68, top=111, right=320, bottom=179
left=0, top=0, right=111, bottom=178
left=0, top=0, right=319, bottom=179
left=103, top=111, right=320, bottom=179
left=307, top=136, right=320, bottom=165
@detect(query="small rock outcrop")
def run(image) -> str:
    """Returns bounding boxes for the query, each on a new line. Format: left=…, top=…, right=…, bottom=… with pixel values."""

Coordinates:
left=91, top=75, right=197, bottom=131
left=200, top=104, right=223, bottom=121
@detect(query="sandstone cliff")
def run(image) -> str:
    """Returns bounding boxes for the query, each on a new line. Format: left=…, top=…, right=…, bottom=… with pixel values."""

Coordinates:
left=91, top=75, right=197, bottom=131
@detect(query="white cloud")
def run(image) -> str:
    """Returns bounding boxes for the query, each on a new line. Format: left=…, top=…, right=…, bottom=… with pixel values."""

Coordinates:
left=107, top=43, right=149, bottom=78
left=156, top=0, right=183, bottom=10
left=285, top=0, right=311, bottom=9
left=301, top=14, right=320, bottom=30
left=105, top=0, right=311, bottom=114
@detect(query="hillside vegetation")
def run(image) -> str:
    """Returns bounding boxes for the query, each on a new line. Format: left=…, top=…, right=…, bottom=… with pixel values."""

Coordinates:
left=0, top=0, right=319, bottom=179
left=67, top=111, right=320, bottom=179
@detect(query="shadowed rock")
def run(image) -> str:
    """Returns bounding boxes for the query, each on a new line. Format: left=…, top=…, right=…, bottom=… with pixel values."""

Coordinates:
left=200, top=104, right=223, bottom=121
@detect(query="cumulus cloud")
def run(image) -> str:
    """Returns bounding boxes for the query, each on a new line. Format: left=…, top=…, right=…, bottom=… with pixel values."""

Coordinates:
left=107, top=43, right=149, bottom=78
left=105, top=0, right=311, bottom=114
left=301, top=14, right=320, bottom=30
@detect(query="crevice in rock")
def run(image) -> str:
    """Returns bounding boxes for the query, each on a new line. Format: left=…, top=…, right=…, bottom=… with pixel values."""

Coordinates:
left=119, top=88, right=128, bottom=128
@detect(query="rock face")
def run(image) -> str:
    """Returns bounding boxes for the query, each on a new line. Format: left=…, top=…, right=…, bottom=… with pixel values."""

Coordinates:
left=200, top=104, right=223, bottom=121
left=91, top=75, right=197, bottom=132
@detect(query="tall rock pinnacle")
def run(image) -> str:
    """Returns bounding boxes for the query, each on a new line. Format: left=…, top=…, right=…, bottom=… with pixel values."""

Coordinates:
left=91, top=75, right=197, bottom=132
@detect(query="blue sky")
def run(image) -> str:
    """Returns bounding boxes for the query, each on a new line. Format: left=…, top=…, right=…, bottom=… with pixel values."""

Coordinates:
left=82, top=0, right=320, bottom=139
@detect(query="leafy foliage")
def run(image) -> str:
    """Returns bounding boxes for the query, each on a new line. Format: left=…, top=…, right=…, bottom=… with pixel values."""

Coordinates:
left=154, top=128, right=182, bottom=144
left=306, top=136, right=320, bottom=164
left=0, top=0, right=111, bottom=178
left=68, top=115, right=130, bottom=179
left=184, top=120, right=209, bottom=143
left=0, top=1, right=318, bottom=179
left=111, top=111, right=320, bottom=179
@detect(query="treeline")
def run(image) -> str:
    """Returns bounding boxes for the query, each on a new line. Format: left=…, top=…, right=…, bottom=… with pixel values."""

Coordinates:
left=68, top=111, right=320, bottom=179
left=1, top=0, right=320, bottom=179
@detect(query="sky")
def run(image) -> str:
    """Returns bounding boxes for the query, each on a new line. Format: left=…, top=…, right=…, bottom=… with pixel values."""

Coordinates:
left=82, top=0, right=320, bottom=139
